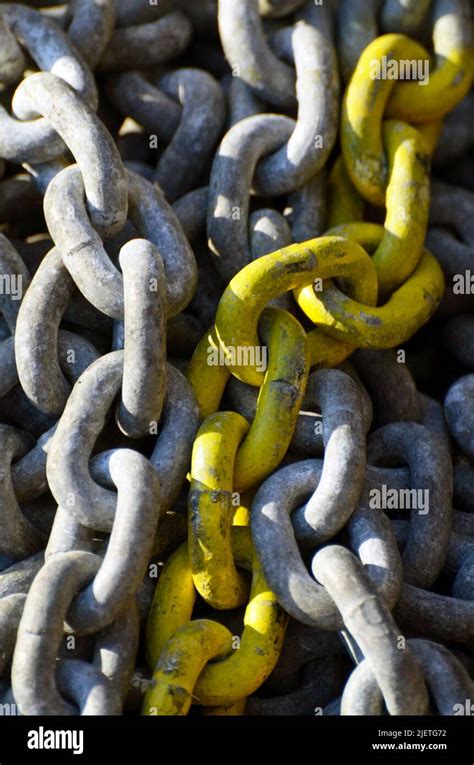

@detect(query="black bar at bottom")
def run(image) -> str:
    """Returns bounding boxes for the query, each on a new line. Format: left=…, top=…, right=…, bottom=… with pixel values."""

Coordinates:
left=0, top=715, right=472, bottom=763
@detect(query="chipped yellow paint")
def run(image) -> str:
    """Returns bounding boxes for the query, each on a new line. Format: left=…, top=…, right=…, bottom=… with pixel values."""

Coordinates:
left=142, top=619, right=233, bottom=716
left=385, top=25, right=472, bottom=122
left=342, top=35, right=429, bottom=206
left=373, top=120, right=431, bottom=294
left=215, top=236, right=377, bottom=387
left=341, top=34, right=461, bottom=207
left=189, top=412, right=250, bottom=609
left=295, top=223, right=444, bottom=348
left=193, top=528, right=287, bottom=706
left=233, top=307, right=309, bottom=492
left=145, top=528, right=287, bottom=711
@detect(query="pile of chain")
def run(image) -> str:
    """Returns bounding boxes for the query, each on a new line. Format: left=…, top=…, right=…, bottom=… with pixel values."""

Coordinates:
left=0, top=0, right=473, bottom=717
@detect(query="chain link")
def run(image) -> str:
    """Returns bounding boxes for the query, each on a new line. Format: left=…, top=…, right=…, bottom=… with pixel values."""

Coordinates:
left=0, top=0, right=472, bottom=718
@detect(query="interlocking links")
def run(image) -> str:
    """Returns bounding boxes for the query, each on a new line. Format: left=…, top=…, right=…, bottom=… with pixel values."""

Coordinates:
left=105, top=71, right=181, bottom=143
left=0, top=0, right=470, bottom=721
left=188, top=412, right=250, bottom=610
left=67, top=0, right=115, bottom=69
left=116, top=240, right=166, bottom=438
left=17, top=74, right=127, bottom=235
left=151, top=69, right=225, bottom=202
left=215, top=236, right=376, bottom=387
left=46, top=350, right=197, bottom=535
left=351, top=121, right=431, bottom=292
left=342, top=120, right=432, bottom=293
left=126, top=170, right=197, bottom=317
left=97, top=11, right=192, bottom=73
left=193, top=527, right=286, bottom=706
left=0, top=4, right=98, bottom=162
left=44, top=166, right=196, bottom=318
left=342, top=37, right=434, bottom=203
left=341, top=639, right=473, bottom=716
left=11, top=551, right=121, bottom=715
left=145, top=528, right=287, bottom=707
left=385, top=0, right=473, bottom=122
left=218, top=0, right=296, bottom=109
left=313, top=546, right=429, bottom=715
left=295, top=223, right=444, bottom=347
left=91, top=364, right=200, bottom=515
left=340, top=2, right=472, bottom=125
left=208, top=114, right=295, bottom=282
left=291, top=369, right=368, bottom=547
left=109, top=69, right=225, bottom=203
left=188, top=307, right=309, bottom=604
left=368, top=422, right=453, bottom=588
left=143, top=620, right=233, bottom=716
left=233, top=307, right=309, bottom=491
left=252, top=459, right=407, bottom=629
left=348, top=502, right=403, bottom=610
left=252, top=2, right=339, bottom=196
left=286, top=359, right=373, bottom=457
left=46, top=351, right=124, bottom=531
left=58, top=598, right=138, bottom=712
left=63, top=449, right=161, bottom=635
left=2, top=6, right=98, bottom=107
left=15, top=247, right=77, bottom=416
left=216, top=3, right=339, bottom=199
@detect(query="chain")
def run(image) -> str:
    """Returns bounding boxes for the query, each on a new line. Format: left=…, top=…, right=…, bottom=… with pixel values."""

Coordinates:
left=0, top=0, right=472, bottom=718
